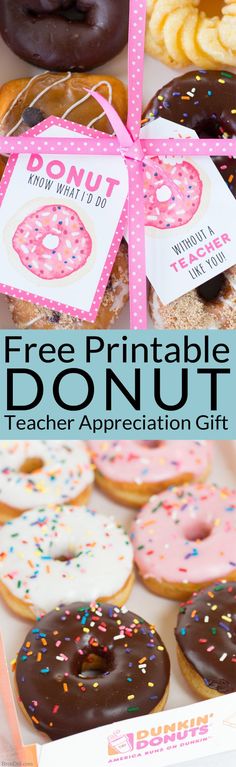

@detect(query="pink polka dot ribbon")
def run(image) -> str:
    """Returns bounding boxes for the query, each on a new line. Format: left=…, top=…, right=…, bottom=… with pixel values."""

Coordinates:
left=0, top=0, right=235, bottom=328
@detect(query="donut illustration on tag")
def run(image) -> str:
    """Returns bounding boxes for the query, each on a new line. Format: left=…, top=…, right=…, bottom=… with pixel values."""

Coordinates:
left=12, top=203, right=92, bottom=280
left=144, top=157, right=203, bottom=230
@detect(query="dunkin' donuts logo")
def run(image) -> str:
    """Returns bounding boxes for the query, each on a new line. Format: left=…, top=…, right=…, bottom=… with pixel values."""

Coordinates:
left=108, top=731, right=134, bottom=756
left=108, top=715, right=212, bottom=758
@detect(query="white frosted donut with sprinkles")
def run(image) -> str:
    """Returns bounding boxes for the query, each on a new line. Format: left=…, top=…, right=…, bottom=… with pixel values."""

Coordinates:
left=131, top=484, right=236, bottom=600
left=89, top=440, right=212, bottom=508
left=13, top=205, right=92, bottom=280
left=0, top=505, right=134, bottom=619
left=0, top=441, right=93, bottom=522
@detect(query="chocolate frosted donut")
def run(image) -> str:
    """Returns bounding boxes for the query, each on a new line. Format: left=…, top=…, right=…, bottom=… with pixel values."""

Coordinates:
left=15, top=602, right=170, bottom=740
left=175, top=582, right=236, bottom=698
left=0, top=0, right=129, bottom=71
left=143, top=70, right=236, bottom=329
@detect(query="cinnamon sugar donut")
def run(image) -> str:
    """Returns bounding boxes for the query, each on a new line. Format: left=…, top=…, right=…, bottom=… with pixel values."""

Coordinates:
left=90, top=440, right=212, bottom=508
left=143, top=70, right=236, bottom=329
left=0, top=72, right=128, bottom=329
left=0, top=440, right=93, bottom=523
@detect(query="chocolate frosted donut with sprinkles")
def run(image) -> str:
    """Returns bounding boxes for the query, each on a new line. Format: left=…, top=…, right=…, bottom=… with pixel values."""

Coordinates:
left=175, top=582, right=236, bottom=698
left=143, top=69, right=236, bottom=329
left=131, top=484, right=236, bottom=601
left=15, top=602, right=170, bottom=740
left=89, top=440, right=212, bottom=508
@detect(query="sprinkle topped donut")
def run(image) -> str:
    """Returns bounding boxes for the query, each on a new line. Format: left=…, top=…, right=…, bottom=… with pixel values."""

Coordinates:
left=0, top=440, right=93, bottom=522
left=131, top=485, right=236, bottom=600
left=0, top=506, right=134, bottom=618
left=90, top=440, right=212, bottom=508
left=13, top=205, right=92, bottom=280
left=15, top=602, right=170, bottom=740
left=175, top=582, right=236, bottom=698
left=144, top=158, right=202, bottom=229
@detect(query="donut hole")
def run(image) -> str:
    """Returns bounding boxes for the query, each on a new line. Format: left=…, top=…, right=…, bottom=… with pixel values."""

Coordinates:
left=58, top=8, right=85, bottom=21
left=183, top=519, right=212, bottom=542
left=43, top=234, right=60, bottom=251
left=27, top=5, right=84, bottom=21
left=194, top=113, right=233, bottom=141
left=135, top=441, right=164, bottom=449
left=156, top=185, right=172, bottom=203
left=77, top=650, right=113, bottom=679
left=54, top=551, right=77, bottom=562
left=198, top=0, right=224, bottom=17
left=20, top=457, right=44, bottom=474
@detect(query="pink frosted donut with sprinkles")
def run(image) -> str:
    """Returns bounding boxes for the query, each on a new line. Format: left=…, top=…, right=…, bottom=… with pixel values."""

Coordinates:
left=13, top=204, right=92, bottom=279
left=144, top=158, right=203, bottom=229
left=89, top=440, right=212, bottom=508
left=131, top=484, right=236, bottom=600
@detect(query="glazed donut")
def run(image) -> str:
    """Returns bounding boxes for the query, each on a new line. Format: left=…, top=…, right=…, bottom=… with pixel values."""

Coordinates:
left=0, top=441, right=93, bottom=523
left=145, top=0, right=236, bottom=69
left=175, top=581, right=236, bottom=698
left=15, top=602, right=170, bottom=739
left=13, top=204, right=92, bottom=280
left=0, top=72, right=128, bottom=329
left=144, top=157, right=203, bottom=229
left=143, top=70, right=236, bottom=329
left=89, top=440, right=212, bottom=508
left=131, top=484, right=236, bottom=600
left=0, top=505, right=134, bottom=619
left=0, top=1, right=129, bottom=71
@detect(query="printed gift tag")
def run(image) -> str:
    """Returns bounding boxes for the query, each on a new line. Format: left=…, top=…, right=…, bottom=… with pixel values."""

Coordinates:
left=142, top=118, right=236, bottom=305
left=0, top=117, right=128, bottom=320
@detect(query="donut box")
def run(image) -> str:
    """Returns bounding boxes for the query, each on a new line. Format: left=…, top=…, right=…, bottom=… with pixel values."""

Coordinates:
left=0, top=439, right=235, bottom=764
left=0, top=14, right=236, bottom=330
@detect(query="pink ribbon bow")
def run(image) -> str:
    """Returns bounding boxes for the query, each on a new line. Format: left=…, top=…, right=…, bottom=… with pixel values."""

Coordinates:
left=0, top=0, right=235, bottom=328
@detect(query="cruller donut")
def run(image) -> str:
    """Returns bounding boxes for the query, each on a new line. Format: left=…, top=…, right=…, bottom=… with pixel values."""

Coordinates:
left=0, top=505, right=134, bottom=618
left=90, top=440, right=212, bottom=508
left=15, top=602, right=170, bottom=740
left=143, top=69, right=236, bottom=329
left=0, top=72, right=128, bottom=329
left=175, top=582, right=236, bottom=698
left=131, top=484, right=236, bottom=600
left=0, top=440, right=93, bottom=523
left=0, top=0, right=129, bottom=72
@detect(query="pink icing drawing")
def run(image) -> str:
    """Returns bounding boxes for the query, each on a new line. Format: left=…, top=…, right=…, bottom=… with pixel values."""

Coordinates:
left=89, top=440, right=212, bottom=486
left=131, top=484, right=236, bottom=585
left=12, top=204, right=92, bottom=280
left=144, top=158, right=203, bottom=230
